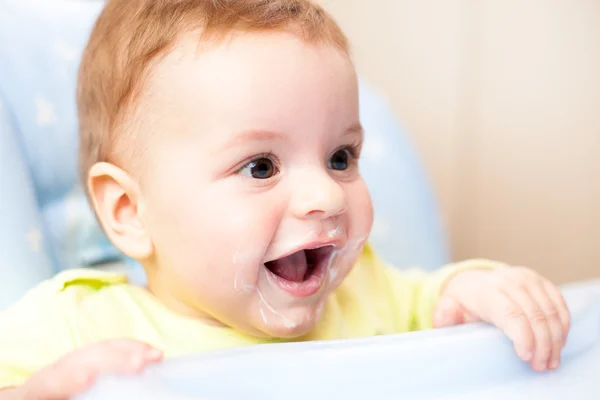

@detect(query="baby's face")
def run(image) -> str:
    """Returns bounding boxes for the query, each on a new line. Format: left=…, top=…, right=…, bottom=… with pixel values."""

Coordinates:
left=137, top=32, right=373, bottom=338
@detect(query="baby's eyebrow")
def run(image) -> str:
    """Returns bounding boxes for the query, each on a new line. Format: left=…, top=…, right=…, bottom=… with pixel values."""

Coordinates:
left=222, top=123, right=363, bottom=151
left=344, top=122, right=364, bottom=137
left=221, top=129, right=286, bottom=151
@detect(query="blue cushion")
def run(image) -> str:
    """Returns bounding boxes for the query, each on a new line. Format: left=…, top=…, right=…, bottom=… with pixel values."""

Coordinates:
left=0, top=1, right=122, bottom=275
left=358, top=81, right=449, bottom=269
left=0, top=97, right=55, bottom=309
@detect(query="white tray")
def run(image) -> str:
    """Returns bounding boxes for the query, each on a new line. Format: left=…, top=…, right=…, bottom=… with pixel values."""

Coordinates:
left=77, top=279, right=600, bottom=399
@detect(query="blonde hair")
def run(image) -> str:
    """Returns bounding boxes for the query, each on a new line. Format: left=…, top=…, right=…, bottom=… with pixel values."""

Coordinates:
left=76, top=0, right=349, bottom=188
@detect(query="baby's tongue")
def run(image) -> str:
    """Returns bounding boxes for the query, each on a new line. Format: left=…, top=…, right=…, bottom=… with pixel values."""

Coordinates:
left=267, top=251, right=308, bottom=282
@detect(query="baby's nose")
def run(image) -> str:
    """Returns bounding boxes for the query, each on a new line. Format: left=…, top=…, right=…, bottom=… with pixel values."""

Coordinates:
left=290, top=170, right=348, bottom=220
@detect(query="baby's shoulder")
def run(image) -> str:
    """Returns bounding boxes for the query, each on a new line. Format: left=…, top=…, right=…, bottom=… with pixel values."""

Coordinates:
left=2, top=268, right=129, bottom=315
left=46, top=268, right=129, bottom=294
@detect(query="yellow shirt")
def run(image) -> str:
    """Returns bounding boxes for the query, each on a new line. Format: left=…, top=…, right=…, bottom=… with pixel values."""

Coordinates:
left=0, top=245, right=503, bottom=389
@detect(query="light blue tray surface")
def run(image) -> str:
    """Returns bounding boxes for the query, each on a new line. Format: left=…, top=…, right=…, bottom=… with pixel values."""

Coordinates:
left=78, top=279, right=600, bottom=400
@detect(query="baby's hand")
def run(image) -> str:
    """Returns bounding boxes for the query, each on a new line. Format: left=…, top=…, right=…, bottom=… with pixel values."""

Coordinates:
left=433, top=267, right=570, bottom=372
left=14, top=339, right=162, bottom=400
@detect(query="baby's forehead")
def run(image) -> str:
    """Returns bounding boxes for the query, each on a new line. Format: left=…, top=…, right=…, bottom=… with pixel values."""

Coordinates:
left=139, top=32, right=356, bottom=119
left=120, top=31, right=359, bottom=169
left=147, top=30, right=353, bottom=87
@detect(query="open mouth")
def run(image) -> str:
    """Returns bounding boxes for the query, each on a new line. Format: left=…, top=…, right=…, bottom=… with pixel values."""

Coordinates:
left=265, top=246, right=334, bottom=286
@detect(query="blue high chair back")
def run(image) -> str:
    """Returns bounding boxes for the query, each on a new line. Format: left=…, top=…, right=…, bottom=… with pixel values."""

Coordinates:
left=0, top=1, right=449, bottom=309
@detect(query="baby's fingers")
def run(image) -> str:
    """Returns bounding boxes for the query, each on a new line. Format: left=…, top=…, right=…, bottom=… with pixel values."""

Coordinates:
left=63, top=339, right=162, bottom=379
left=506, top=283, right=557, bottom=371
left=488, top=291, right=535, bottom=363
left=523, top=282, right=565, bottom=371
left=543, top=279, right=571, bottom=344
left=25, top=339, right=163, bottom=399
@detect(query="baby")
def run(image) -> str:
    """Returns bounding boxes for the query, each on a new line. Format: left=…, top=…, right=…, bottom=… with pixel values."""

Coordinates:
left=0, top=0, right=570, bottom=398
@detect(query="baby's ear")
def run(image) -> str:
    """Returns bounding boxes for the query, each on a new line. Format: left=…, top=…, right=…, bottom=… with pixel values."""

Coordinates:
left=87, top=162, right=153, bottom=260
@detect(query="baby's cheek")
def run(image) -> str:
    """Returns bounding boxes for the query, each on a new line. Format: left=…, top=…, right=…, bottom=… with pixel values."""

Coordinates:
left=346, top=179, right=374, bottom=240
left=217, top=193, right=282, bottom=233
left=323, top=180, right=373, bottom=288
left=213, top=201, right=282, bottom=280
left=327, top=242, right=364, bottom=290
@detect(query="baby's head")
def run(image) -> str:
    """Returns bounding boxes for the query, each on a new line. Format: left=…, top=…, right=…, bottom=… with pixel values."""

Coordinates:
left=77, top=0, right=373, bottom=338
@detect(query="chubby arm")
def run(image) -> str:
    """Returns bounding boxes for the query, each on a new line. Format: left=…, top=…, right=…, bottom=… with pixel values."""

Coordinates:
left=381, top=257, right=506, bottom=331
left=375, top=246, right=570, bottom=372
left=349, top=244, right=505, bottom=333
left=0, top=280, right=163, bottom=399
left=0, top=340, right=162, bottom=400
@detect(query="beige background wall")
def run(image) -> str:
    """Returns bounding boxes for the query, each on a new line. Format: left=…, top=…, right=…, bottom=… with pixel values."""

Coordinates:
left=321, top=0, right=600, bottom=284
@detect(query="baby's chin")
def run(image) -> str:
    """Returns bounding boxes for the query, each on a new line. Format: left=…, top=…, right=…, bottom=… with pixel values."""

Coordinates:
left=245, top=300, right=327, bottom=339
left=256, top=320, right=318, bottom=340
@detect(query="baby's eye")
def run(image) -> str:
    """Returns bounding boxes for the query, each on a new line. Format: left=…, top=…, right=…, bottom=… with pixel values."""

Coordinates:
left=328, top=148, right=351, bottom=171
left=239, top=157, right=277, bottom=179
